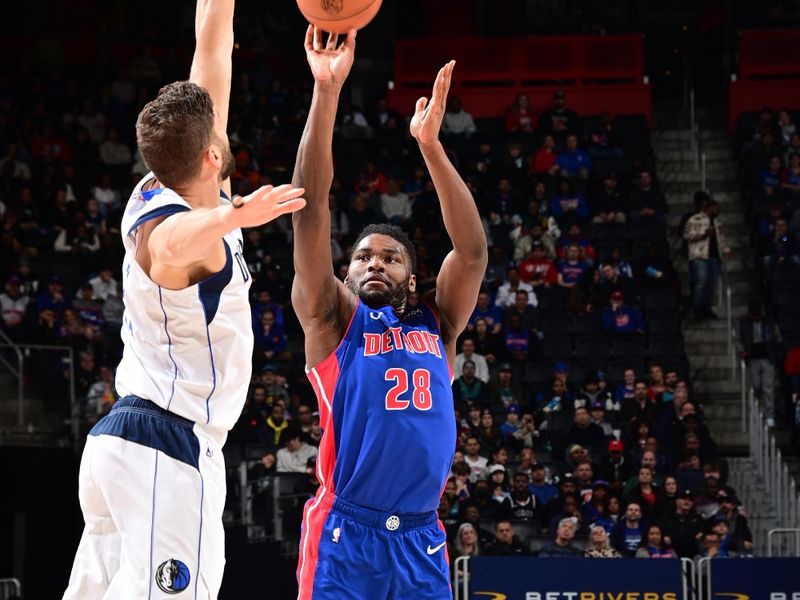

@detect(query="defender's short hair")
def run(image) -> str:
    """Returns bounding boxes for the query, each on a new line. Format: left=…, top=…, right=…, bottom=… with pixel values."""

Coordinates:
left=353, top=223, right=417, bottom=272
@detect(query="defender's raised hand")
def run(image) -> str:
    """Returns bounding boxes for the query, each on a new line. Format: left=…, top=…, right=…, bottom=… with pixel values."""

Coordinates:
left=230, top=184, right=306, bottom=229
left=304, top=25, right=356, bottom=85
left=410, top=60, right=455, bottom=147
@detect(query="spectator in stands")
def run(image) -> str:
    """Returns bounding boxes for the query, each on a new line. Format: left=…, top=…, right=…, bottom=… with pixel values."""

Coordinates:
left=737, top=300, right=781, bottom=427
left=624, top=465, right=665, bottom=521
left=466, top=478, right=503, bottom=520
left=598, top=263, right=637, bottom=308
left=276, top=428, right=318, bottom=473
left=519, top=241, right=557, bottom=288
left=635, top=524, right=677, bottom=558
left=0, top=275, right=29, bottom=339
left=476, top=408, right=503, bottom=452
left=551, top=178, right=589, bottom=226
left=598, top=440, right=633, bottom=494
left=658, top=489, right=703, bottom=558
left=539, top=517, right=582, bottom=557
left=584, top=524, right=622, bottom=558
left=261, top=402, right=290, bottom=448
left=716, top=492, right=753, bottom=554
left=601, top=291, right=644, bottom=335
left=490, top=363, right=527, bottom=411
left=778, top=109, right=797, bottom=146
left=540, top=90, right=579, bottom=138
left=614, top=368, right=638, bottom=407
left=380, top=177, right=412, bottom=225
left=455, top=338, right=490, bottom=384
left=503, top=313, right=532, bottom=366
left=566, top=406, right=607, bottom=452
left=576, top=371, right=613, bottom=412
left=781, top=152, right=800, bottom=206
left=503, top=290, right=540, bottom=340
left=693, top=531, right=725, bottom=561
left=505, top=93, right=537, bottom=136
left=464, top=435, right=489, bottom=483
left=588, top=113, right=624, bottom=162
left=529, top=462, right=559, bottom=507
left=761, top=217, right=800, bottom=277
left=452, top=360, right=489, bottom=410
left=591, top=172, right=627, bottom=224
left=610, top=501, right=646, bottom=557
left=255, top=309, right=289, bottom=363
left=512, top=411, right=542, bottom=451
left=557, top=223, right=596, bottom=264
left=557, top=244, right=590, bottom=289
left=452, top=522, right=481, bottom=561
left=461, top=504, right=496, bottom=549
left=684, top=198, right=730, bottom=319
left=499, top=403, right=522, bottom=441
left=85, top=365, right=118, bottom=424
left=629, top=170, right=668, bottom=224
left=530, top=135, right=560, bottom=177
left=500, top=472, right=538, bottom=523
left=758, top=155, right=784, bottom=196
left=469, top=292, right=504, bottom=334
left=495, top=266, right=536, bottom=309
left=469, top=317, right=503, bottom=368
left=556, top=134, right=592, bottom=180
left=442, top=96, right=477, bottom=140
left=621, top=378, right=660, bottom=430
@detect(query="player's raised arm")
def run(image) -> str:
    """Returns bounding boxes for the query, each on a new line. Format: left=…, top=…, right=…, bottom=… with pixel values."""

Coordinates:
left=412, top=62, right=488, bottom=349
left=291, top=26, right=357, bottom=365
left=190, top=0, right=235, bottom=197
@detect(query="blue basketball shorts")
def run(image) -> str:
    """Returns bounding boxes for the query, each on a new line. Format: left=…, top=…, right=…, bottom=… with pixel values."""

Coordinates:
left=296, top=489, right=451, bottom=599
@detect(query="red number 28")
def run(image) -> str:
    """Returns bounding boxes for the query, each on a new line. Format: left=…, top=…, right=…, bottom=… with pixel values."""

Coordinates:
left=385, top=368, right=432, bottom=411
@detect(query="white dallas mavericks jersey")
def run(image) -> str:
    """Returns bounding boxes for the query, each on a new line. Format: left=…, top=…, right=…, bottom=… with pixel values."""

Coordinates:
left=116, top=173, right=253, bottom=445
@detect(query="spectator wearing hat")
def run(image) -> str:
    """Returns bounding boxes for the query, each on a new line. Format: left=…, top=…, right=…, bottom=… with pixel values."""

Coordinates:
left=485, top=520, right=530, bottom=556
left=455, top=338, right=490, bottom=384
left=0, top=276, right=30, bottom=339
left=487, top=463, right=510, bottom=501
left=575, top=371, right=613, bottom=412
left=518, top=241, right=558, bottom=288
left=589, top=401, right=615, bottom=438
left=737, top=300, right=781, bottom=427
left=490, top=362, right=527, bottom=411
left=259, top=364, right=290, bottom=407
left=565, top=406, right=607, bottom=454
left=591, top=172, right=628, bottom=224
left=452, top=360, right=489, bottom=411
left=500, top=404, right=523, bottom=439
left=610, top=501, right=647, bottom=557
left=585, top=523, right=622, bottom=558
left=598, top=440, right=633, bottom=494
left=716, top=492, right=753, bottom=554
left=500, top=472, right=538, bottom=523
left=539, top=517, right=582, bottom=557
left=529, top=462, right=559, bottom=507
left=601, top=291, right=645, bottom=335
left=635, top=524, right=677, bottom=558
left=35, top=275, right=69, bottom=319
left=658, top=489, right=704, bottom=558
left=541, top=90, right=579, bottom=137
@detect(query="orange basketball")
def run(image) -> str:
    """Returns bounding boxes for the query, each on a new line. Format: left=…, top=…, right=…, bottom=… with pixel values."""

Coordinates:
left=296, top=0, right=382, bottom=34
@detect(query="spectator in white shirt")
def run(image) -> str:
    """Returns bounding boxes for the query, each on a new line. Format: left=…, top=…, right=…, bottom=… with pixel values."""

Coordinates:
left=455, top=338, right=490, bottom=383
left=495, top=266, right=536, bottom=309
left=99, top=127, right=132, bottom=167
left=276, top=429, right=319, bottom=474
left=380, top=178, right=412, bottom=224
left=0, top=276, right=29, bottom=336
left=89, top=267, right=118, bottom=301
left=443, top=96, right=477, bottom=140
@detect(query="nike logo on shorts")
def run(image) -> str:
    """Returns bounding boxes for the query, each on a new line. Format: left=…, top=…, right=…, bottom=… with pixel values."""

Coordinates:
left=426, top=541, right=447, bottom=555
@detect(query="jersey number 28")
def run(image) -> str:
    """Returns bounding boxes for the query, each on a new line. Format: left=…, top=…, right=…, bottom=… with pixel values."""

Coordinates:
left=385, top=368, right=432, bottom=411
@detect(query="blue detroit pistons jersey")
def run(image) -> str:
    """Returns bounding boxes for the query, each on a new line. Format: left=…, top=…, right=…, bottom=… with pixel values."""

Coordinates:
left=308, top=301, right=456, bottom=514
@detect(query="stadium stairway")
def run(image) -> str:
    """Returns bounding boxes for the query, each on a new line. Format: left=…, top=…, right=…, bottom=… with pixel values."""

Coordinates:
left=727, top=456, right=778, bottom=555
left=652, top=108, right=753, bottom=453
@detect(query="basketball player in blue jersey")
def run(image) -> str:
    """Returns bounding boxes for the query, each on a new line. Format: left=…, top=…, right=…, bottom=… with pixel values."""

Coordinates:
left=291, top=26, right=488, bottom=600
left=62, top=1, right=305, bottom=599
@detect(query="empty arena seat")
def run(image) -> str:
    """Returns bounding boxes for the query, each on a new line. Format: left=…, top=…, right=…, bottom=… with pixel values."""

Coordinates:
left=648, top=334, right=685, bottom=357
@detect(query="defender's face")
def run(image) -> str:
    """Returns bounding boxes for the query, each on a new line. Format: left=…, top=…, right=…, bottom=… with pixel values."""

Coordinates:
left=346, top=234, right=415, bottom=310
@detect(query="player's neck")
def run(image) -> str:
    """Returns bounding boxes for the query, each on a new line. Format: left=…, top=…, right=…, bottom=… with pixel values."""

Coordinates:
left=172, top=177, right=221, bottom=210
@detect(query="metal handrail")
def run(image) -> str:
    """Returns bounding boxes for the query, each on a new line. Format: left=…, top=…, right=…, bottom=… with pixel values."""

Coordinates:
left=681, top=557, right=695, bottom=600
left=767, top=528, right=800, bottom=557
left=0, top=342, right=75, bottom=430
left=0, top=330, right=24, bottom=426
left=0, top=578, right=21, bottom=600
left=696, top=556, right=711, bottom=600
left=453, top=556, right=469, bottom=600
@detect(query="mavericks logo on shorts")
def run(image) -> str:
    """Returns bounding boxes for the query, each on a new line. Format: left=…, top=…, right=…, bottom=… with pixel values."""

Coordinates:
left=155, top=558, right=191, bottom=594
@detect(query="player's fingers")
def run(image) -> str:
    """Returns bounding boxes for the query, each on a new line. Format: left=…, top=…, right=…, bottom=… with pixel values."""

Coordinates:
left=415, top=97, right=428, bottom=114
left=249, top=184, right=274, bottom=201
left=444, top=60, right=455, bottom=95
left=429, top=66, right=444, bottom=106
left=313, top=26, right=323, bottom=52
left=304, top=24, right=314, bottom=51
left=327, top=32, right=339, bottom=49
left=272, top=198, right=307, bottom=216
left=272, top=185, right=306, bottom=203
left=343, top=27, right=357, bottom=51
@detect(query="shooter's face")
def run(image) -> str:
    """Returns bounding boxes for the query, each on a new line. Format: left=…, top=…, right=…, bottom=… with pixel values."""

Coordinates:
left=346, top=234, right=415, bottom=310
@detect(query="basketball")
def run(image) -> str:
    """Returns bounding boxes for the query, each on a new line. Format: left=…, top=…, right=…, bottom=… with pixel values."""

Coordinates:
left=296, top=0, right=382, bottom=34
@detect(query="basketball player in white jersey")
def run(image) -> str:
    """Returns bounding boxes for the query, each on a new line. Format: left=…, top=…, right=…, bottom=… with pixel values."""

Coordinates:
left=63, top=1, right=305, bottom=598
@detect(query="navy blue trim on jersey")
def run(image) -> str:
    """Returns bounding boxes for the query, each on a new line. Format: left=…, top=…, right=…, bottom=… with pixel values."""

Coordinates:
left=219, top=188, right=230, bottom=201
left=127, top=204, right=191, bottom=236
left=90, top=396, right=200, bottom=470
left=198, top=239, right=233, bottom=325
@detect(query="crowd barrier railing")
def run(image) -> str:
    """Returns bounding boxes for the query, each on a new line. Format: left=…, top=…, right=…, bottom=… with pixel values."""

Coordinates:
left=0, top=578, right=21, bottom=600
left=767, top=527, right=800, bottom=557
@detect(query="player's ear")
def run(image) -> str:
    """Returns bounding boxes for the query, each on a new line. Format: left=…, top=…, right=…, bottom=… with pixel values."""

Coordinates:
left=407, top=274, right=416, bottom=293
left=206, top=142, right=223, bottom=171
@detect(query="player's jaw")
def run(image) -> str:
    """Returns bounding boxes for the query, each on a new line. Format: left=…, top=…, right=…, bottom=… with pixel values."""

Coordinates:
left=348, top=272, right=411, bottom=311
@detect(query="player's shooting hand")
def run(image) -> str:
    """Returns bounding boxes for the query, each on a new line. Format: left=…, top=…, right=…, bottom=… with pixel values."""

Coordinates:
left=230, top=184, right=306, bottom=228
left=410, top=60, right=455, bottom=147
left=304, top=25, right=356, bottom=86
